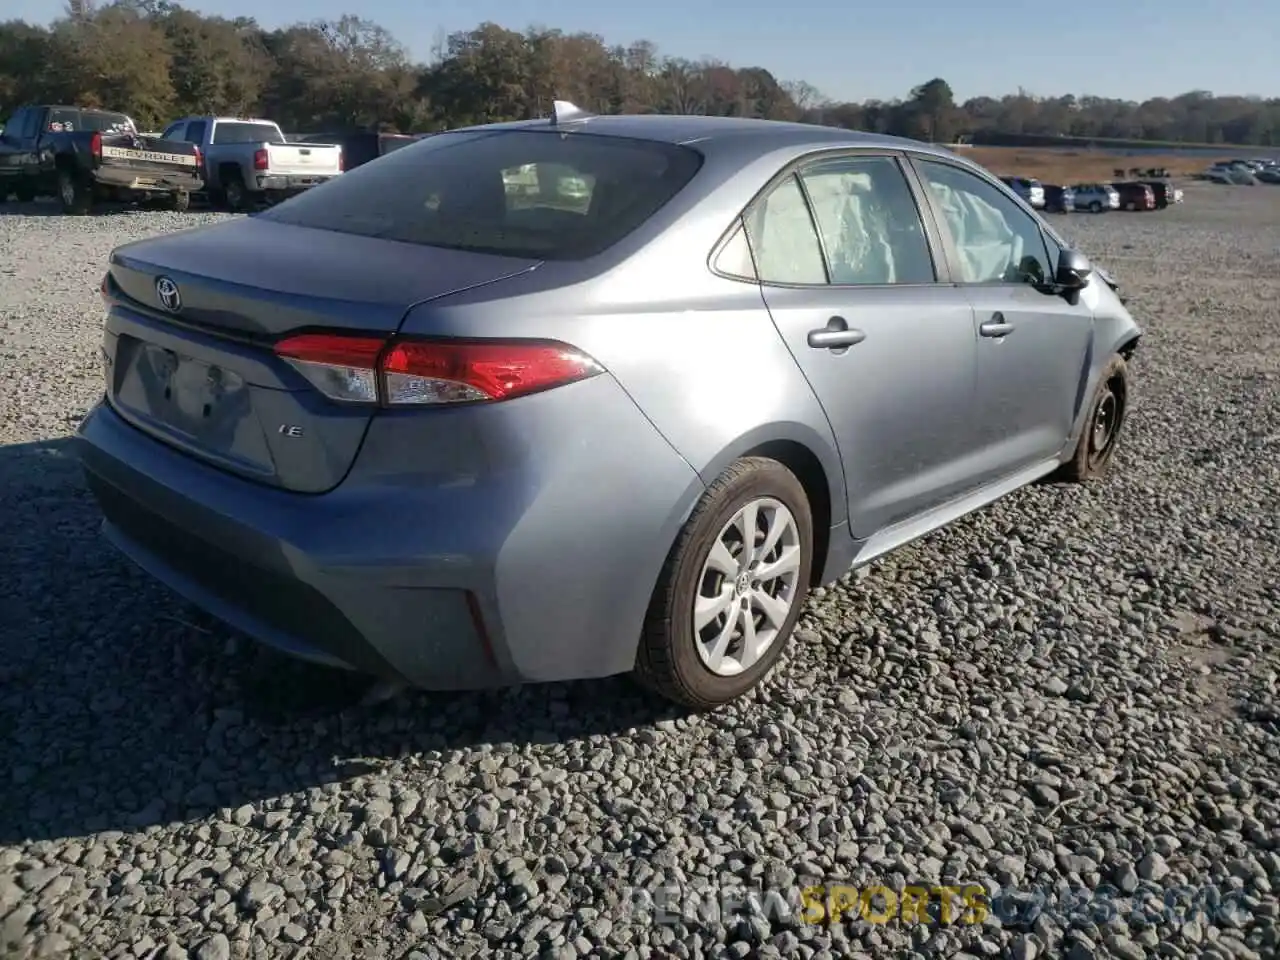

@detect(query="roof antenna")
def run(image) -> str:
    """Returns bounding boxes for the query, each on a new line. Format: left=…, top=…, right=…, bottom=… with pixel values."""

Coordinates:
left=550, top=100, right=593, bottom=126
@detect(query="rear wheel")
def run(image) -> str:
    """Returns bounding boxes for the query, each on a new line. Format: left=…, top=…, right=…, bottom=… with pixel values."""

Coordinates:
left=1089, top=201, right=1103, bottom=213
left=634, top=457, right=813, bottom=710
left=1053, top=354, right=1129, bottom=483
left=223, top=175, right=249, bottom=212
left=57, top=169, right=93, bottom=215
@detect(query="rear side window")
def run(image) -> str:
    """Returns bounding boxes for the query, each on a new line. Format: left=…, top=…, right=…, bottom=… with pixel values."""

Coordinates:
left=184, top=121, right=207, bottom=144
left=45, top=108, right=79, bottom=132
left=743, top=175, right=827, bottom=285
left=798, top=155, right=936, bottom=285
left=260, top=129, right=704, bottom=261
left=212, top=122, right=284, bottom=144
left=50, top=110, right=133, bottom=133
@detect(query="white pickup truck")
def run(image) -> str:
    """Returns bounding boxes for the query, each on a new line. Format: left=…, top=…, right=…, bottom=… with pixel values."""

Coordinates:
left=160, top=115, right=343, bottom=210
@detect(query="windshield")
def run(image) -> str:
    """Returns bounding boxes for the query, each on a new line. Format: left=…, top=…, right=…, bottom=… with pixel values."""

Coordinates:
left=211, top=121, right=284, bottom=145
left=259, top=129, right=704, bottom=261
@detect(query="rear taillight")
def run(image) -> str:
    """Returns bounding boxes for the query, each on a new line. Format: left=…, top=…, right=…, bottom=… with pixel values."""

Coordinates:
left=337, top=150, right=345, bottom=172
left=193, top=145, right=202, bottom=169
left=100, top=272, right=110, bottom=303
left=253, top=149, right=268, bottom=171
left=90, top=131, right=102, bottom=159
left=273, top=334, right=602, bottom=406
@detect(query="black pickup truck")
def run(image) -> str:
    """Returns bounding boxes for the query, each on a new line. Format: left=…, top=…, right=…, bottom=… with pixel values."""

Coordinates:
left=0, top=105, right=204, bottom=214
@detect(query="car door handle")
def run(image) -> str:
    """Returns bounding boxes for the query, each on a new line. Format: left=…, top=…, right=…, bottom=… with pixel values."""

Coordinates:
left=807, top=317, right=867, bottom=350
left=979, top=314, right=1016, bottom=338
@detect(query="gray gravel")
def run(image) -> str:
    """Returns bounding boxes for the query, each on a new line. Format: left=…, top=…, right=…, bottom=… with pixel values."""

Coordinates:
left=1, top=187, right=1278, bottom=960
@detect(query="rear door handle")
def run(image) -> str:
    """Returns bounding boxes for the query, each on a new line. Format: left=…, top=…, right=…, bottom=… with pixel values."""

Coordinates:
left=979, top=314, right=1015, bottom=338
left=807, top=317, right=867, bottom=350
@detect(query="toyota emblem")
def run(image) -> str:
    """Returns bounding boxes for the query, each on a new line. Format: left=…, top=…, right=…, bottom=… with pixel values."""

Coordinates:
left=155, top=276, right=182, bottom=313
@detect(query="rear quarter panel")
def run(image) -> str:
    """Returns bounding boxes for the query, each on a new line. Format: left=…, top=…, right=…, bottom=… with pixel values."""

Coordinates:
left=395, top=141, right=849, bottom=532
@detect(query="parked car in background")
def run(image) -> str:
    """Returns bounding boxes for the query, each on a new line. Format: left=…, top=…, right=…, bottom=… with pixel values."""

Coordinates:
left=1113, top=182, right=1156, bottom=211
left=1257, top=167, right=1280, bottom=184
left=1042, top=184, right=1075, bottom=213
left=78, top=107, right=1140, bottom=710
left=161, top=116, right=344, bottom=210
left=1202, top=162, right=1258, bottom=184
left=0, top=104, right=202, bottom=213
left=999, top=175, right=1045, bottom=208
left=294, top=131, right=416, bottom=171
left=1072, top=183, right=1120, bottom=212
left=1138, top=179, right=1179, bottom=208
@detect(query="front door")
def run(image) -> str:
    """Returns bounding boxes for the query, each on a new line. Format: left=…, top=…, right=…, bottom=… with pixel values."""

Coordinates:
left=909, top=156, right=1095, bottom=483
left=742, top=152, right=982, bottom=539
left=0, top=108, right=33, bottom=194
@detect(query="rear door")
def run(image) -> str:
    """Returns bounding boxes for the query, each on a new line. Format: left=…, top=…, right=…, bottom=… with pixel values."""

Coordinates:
left=740, top=151, right=982, bottom=538
left=909, top=155, right=1094, bottom=484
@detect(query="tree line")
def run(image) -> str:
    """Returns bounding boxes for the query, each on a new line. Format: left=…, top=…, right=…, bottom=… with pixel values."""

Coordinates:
left=2, top=1, right=1278, bottom=146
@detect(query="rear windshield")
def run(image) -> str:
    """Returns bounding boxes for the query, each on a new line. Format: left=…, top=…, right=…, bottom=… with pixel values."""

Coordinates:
left=258, top=129, right=704, bottom=260
left=47, top=109, right=133, bottom=133
left=211, top=121, right=284, bottom=145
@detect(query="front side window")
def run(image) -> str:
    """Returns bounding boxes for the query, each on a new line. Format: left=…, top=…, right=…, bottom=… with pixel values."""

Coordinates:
left=914, top=159, right=1052, bottom=286
left=743, top=175, right=827, bottom=285
left=798, top=155, right=936, bottom=285
left=260, top=129, right=703, bottom=261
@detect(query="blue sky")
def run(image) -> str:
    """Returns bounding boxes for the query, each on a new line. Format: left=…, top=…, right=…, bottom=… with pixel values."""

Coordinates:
left=11, top=0, right=1277, bottom=103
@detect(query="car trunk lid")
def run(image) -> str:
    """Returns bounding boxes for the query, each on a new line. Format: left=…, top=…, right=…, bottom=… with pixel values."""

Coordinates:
left=103, top=217, right=540, bottom=493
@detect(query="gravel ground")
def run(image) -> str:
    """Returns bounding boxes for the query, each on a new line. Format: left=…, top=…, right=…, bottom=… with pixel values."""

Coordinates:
left=1, top=186, right=1278, bottom=960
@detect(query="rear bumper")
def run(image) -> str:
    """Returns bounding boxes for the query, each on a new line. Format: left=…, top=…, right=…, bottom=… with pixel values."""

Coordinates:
left=254, top=173, right=338, bottom=195
left=94, top=163, right=203, bottom=195
left=76, top=377, right=704, bottom=691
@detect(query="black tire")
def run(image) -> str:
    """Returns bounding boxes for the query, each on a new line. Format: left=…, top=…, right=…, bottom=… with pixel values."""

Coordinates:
left=168, top=191, right=191, bottom=213
left=14, top=185, right=36, bottom=202
left=57, top=168, right=93, bottom=215
left=1053, top=354, right=1129, bottom=483
left=1089, top=201, right=1103, bottom=213
left=223, top=175, right=249, bottom=212
left=634, top=457, right=814, bottom=710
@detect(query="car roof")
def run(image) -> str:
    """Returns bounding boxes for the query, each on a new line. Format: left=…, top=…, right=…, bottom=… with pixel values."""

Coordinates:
left=35, top=105, right=128, bottom=114
left=446, top=113, right=957, bottom=164
left=175, top=116, right=280, bottom=125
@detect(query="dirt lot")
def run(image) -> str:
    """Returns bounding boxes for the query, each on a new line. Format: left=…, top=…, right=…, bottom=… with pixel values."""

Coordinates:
left=964, top=146, right=1207, bottom=183
left=1, top=185, right=1278, bottom=960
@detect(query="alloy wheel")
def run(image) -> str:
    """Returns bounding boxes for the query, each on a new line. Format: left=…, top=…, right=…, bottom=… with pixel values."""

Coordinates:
left=693, top=497, right=802, bottom=677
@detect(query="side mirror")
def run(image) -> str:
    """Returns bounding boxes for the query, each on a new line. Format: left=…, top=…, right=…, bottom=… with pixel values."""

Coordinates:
left=1055, top=248, right=1092, bottom=290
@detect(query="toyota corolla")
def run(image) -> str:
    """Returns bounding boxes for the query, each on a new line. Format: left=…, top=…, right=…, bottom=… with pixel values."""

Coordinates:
left=77, top=104, right=1140, bottom=709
